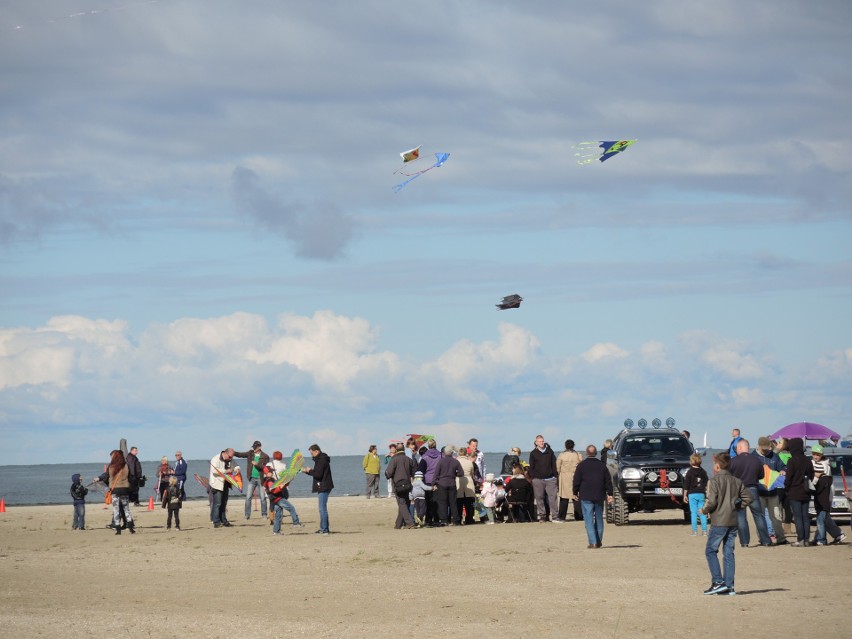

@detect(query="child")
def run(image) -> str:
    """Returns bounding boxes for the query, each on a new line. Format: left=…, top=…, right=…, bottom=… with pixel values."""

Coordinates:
left=480, top=473, right=499, bottom=524
left=163, top=476, right=183, bottom=531
left=812, top=461, right=846, bottom=545
left=410, top=471, right=433, bottom=526
left=70, top=474, right=88, bottom=530
left=263, top=465, right=303, bottom=535
left=683, top=454, right=709, bottom=536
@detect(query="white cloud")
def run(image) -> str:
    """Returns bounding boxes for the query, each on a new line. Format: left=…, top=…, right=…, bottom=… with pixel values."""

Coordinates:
left=582, top=342, right=629, bottom=363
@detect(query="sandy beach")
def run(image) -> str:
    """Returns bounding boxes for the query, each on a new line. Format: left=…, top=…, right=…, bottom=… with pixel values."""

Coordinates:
left=0, top=496, right=849, bottom=638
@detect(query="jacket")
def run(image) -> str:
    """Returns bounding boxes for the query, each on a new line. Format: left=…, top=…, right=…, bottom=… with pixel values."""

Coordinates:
left=70, top=474, right=88, bottom=505
left=704, top=470, right=751, bottom=527
left=305, top=452, right=334, bottom=493
left=683, top=466, right=709, bottom=495
left=456, top=457, right=477, bottom=498
left=556, top=450, right=583, bottom=499
left=109, top=465, right=130, bottom=495
left=126, top=453, right=142, bottom=482
left=813, top=475, right=833, bottom=512
left=528, top=445, right=557, bottom=480
left=572, top=457, right=613, bottom=502
left=783, top=438, right=814, bottom=502
left=730, top=452, right=764, bottom=488
left=173, top=458, right=188, bottom=484
left=233, top=449, right=270, bottom=481
left=419, top=448, right=442, bottom=484
left=500, top=454, right=520, bottom=476
left=163, top=485, right=182, bottom=510
left=480, top=482, right=498, bottom=508
left=209, top=453, right=231, bottom=491
left=433, top=455, right=463, bottom=488
left=385, top=452, right=415, bottom=484
left=362, top=452, right=381, bottom=475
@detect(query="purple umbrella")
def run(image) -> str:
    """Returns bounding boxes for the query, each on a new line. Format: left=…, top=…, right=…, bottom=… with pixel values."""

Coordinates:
left=771, top=422, right=840, bottom=442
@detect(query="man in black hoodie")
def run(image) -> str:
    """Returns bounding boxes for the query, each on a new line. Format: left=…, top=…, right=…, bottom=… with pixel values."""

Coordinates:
left=528, top=435, right=558, bottom=522
left=302, top=444, right=334, bottom=534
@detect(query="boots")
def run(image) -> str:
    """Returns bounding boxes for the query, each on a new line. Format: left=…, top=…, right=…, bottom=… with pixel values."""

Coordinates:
left=128, top=523, right=136, bottom=534
left=115, top=525, right=121, bottom=535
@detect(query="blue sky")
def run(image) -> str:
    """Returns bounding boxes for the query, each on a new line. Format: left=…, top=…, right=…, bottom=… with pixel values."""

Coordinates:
left=1, top=0, right=850, bottom=464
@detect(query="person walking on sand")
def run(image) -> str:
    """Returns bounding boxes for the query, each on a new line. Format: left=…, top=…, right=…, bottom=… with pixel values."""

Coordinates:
left=362, top=445, right=381, bottom=499
left=108, top=450, right=135, bottom=535
left=385, top=444, right=416, bottom=529
left=700, top=453, right=752, bottom=595
left=556, top=439, right=583, bottom=523
left=233, top=441, right=270, bottom=521
left=572, top=445, right=613, bottom=548
left=302, top=444, right=334, bottom=535
left=528, top=435, right=558, bottom=522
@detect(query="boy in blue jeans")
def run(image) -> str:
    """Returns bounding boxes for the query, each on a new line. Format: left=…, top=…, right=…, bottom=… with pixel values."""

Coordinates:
left=70, top=473, right=88, bottom=530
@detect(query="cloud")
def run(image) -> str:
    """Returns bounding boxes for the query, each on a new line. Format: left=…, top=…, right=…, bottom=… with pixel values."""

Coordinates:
left=231, top=165, right=356, bottom=260
left=582, top=342, right=629, bottom=363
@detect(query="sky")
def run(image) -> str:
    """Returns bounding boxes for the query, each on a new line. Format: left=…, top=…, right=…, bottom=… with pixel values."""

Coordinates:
left=1, top=0, right=850, bottom=465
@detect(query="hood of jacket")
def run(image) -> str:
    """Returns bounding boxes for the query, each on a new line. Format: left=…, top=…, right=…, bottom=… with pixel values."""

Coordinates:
left=71, top=473, right=81, bottom=484
left=788, top=437, right=805, bottom=456
left=422, top=448, right=442, bottom=462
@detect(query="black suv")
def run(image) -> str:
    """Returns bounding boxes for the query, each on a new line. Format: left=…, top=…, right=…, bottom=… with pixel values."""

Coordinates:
left=605, top=418, right=693, bottom=525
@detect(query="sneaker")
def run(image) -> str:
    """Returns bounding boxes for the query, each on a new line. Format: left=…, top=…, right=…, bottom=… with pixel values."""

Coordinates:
left=702, top=531, right=708, bottom=536
left=725, top=589, right=737, bottom=596
left=774, top=539, right=788, bottom=545
left=815, top=541, right=826, bottom=546
left=315, top=529, right=329, bottom=535
left=690, top=531, right=697, bottom=536
left=790, top=541, right=806, bottom=547
left=832, top=533, right=847, bottom=545
left=213, top=523, right=222, bottom=528
left=292, top=523, right=304, bottom=529
left=272, top=532, right=280, bottom=536
left=703, top=583, right=729, bottom=595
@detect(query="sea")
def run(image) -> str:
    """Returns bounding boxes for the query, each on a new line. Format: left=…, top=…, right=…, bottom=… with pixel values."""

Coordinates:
left=0, top=451, right=717, bottom=507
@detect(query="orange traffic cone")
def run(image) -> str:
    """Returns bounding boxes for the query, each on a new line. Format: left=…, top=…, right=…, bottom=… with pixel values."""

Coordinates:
left=0, top=498, right=6, bottom=513
left=147, top=496, right=155, bottom=511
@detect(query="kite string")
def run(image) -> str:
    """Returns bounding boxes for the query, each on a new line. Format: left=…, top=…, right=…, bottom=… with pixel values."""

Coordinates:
left=13, top=0, right=165, bottom=30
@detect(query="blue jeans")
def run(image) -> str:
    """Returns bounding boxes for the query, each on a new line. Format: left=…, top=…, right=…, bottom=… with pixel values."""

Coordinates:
left=737, top=486, right=771, bottom=546
left=273, top=498, right=301, bottom=533
left=688, top=493, right=708, bottom=532
left=316, top=490, right=331, bottom=532
left=580, top=500, right=604, bottom=546
left=211, top=489, right=229, bottom=525
left=73, top=503, right=85, bottom=529
left=815, top=511, right=842, bottom=543
left=705, top=525, right=737, bottom=589
left=244, top=477, right=268, bottom=518
left=790, top=499, right=810, bottom=542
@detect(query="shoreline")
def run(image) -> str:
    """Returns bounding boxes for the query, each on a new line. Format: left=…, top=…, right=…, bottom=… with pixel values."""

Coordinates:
left=1, top=498, right=849, bottom=637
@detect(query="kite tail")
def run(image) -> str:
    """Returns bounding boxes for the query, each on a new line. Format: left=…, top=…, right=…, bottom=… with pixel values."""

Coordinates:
left=393, top=174, right=422, bottom=192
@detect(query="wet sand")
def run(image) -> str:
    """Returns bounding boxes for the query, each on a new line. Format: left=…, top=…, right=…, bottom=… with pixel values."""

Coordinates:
left=0, top=497, right=849, bottom=638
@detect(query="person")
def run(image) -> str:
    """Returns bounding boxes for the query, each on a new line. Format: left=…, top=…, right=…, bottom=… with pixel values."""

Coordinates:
left=600, top=439, right=613, bottom=462
left=751, top=436, right=788, bottom=545
left=233, top=441, right=269, bottom=521
left=811, top=461, right=845, bottom=545
left=419, top=439, right=442, bottom=525
left=528, top=435, right=558, bottom=522
left=209, top=448, right=235, bottom=528
left=728, top=428, right=744, bottom=457
left=384, top=444, right=398, bottom=498
left=410, top=471, right=432, bottom=526
left=263, top=465, right=303, bottom=535
left=362, top=445, right=381, bottom=499
left=480, top=474, right=499, bottom=524
left=70, top=473, right=88, bottom=530
left=683, top=453, right=709, bottom=536
left=432, top=446, right=463, bottom=526
left=302, top=444, right=334, bottom=534
left=506, top=463, right=533, bottom=522
left=173, top=451, right=188, bottom=500
left=156, top=456, right=173, bottom=502
left=126, top=446, right=143, bottom=506
left=468, top=438, right=485, bottom=479
left=573, top=445, right=614, bottom=548
left=108, top=450, right=135, bottom=535
left=729, top=439, right=773, bottom=547
left=456, top=448, right=477, bottom=525
left=163, top=476, right=182, bottom=531
left=385, top=443, right=416, bottom=529
left=268, top=452, right=303, bottom=529
left=774, top=437, right=793, bottom=536
left=556, top=439, right=583, bottom=522
left=405, top=438, right=420, bottom=464
left=783, top=437, right=813, bottom=546
left=700, top=453, right=752, bottom=595
left=501, top=447, right=521, bottom=478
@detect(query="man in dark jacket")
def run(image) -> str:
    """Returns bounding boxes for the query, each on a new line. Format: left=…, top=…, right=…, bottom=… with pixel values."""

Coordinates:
left=528, top=435, right=558, bottom=522
left=126, top=446, right=143, bottom=506
left=573, top=445, right=614, bottom=548
left=233, top=441, right=270, bottom=521
left=730, top=439, right=772, bottom=547
left=783, top=437, right=814, bottom=545
left=701, top=453, right=752, bottom=595
left=173, top=451, right=188, bottom=500
left=432, top=447, right=463, bottom=526
left=302, top=444, right=334, bottom=534
left=385, top=448, right=416, bottom=529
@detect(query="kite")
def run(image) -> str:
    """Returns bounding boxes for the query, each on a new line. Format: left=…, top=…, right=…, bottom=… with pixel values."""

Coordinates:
left=271, top=449, right=304, bottom=490
left=496, top=294, right=523, bottom=310
left=194, top=473, right=210, bottom=489
left=210, top=464, right=243, bottom=492
left=86, top=479, right=109, bottom=494
left=574, top=140, right=637, bottom=164
left=761, top=466, right=786, bottom=491
left=406, top=434, right=435, bottom=449
left=393, top=150, right=450, bottom=192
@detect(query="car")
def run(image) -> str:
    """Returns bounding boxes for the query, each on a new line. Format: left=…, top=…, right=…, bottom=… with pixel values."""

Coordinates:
left=807, top=447, right=852, bottom=522
left=605, top=418, right=693, bottom=525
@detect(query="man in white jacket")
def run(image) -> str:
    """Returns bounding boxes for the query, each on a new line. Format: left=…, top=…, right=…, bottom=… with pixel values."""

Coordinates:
left=209, top=448, right=235, bottom=528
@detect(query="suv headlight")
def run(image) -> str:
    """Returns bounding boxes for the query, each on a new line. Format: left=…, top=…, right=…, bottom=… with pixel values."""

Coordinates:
left=621, top=468, right=642, bottom=480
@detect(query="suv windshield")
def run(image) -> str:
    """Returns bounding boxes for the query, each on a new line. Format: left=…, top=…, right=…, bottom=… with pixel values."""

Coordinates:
left=621, top=434, right=692, bottom=458
left=825, top=454, right=852, bottom=475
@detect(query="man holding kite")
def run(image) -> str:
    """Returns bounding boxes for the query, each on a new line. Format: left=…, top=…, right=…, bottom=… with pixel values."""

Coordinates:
left=209, top=448, right=236, bottom=528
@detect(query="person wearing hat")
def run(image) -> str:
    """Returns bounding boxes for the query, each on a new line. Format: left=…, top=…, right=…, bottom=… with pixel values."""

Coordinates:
left=233, top=441, right=270, bottom=521
left=810, top=450, right=847, bottom=546
left=750, top=436, right=788, bottom=545
left=410, top=471, right=432, bottom=526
